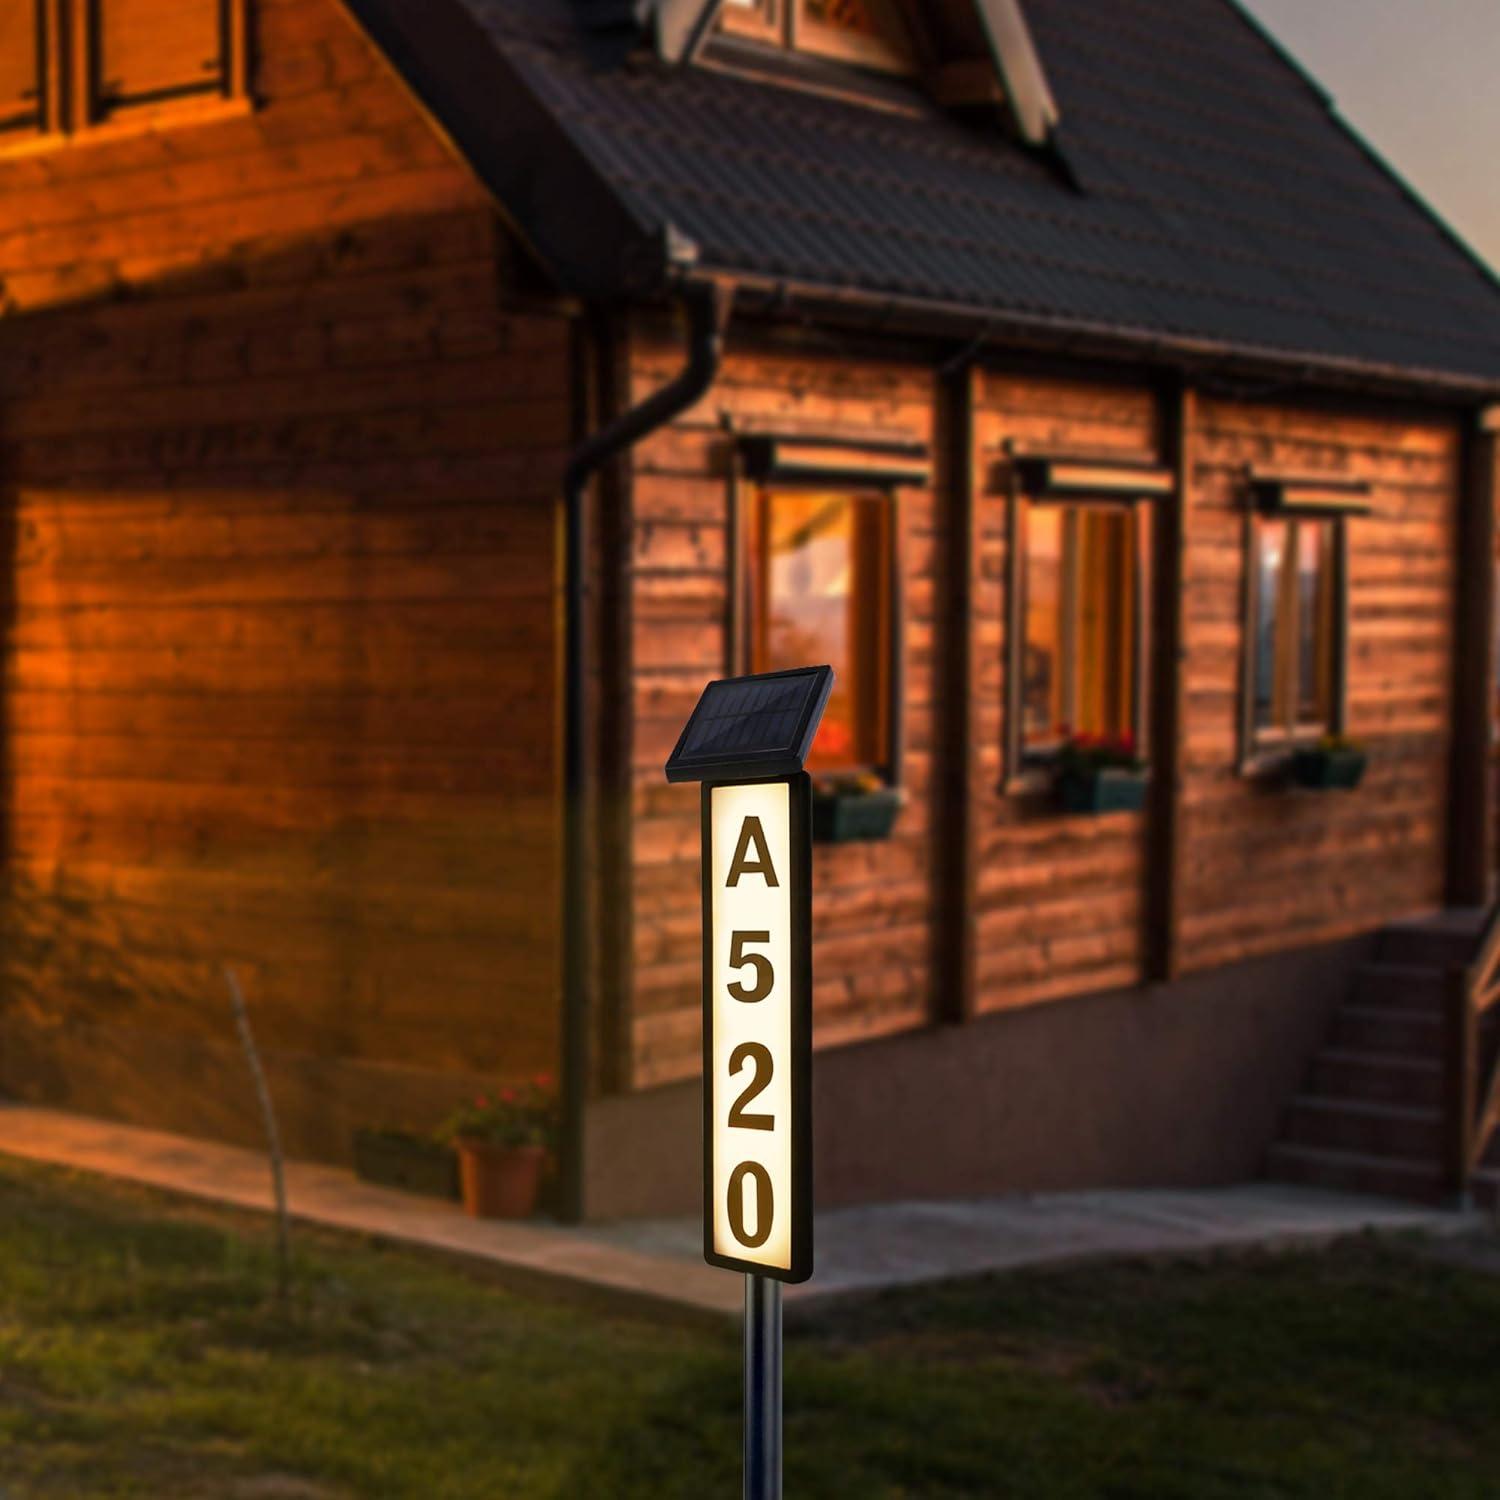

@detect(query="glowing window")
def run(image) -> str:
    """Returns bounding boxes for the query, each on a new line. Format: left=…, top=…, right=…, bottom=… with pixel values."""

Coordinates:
left=750, top=491, right=893, bottom=773
left=719, top=0, right=916, bottom=73
left=1250, top=516, right=1341, bottom=744
left=1020, top=503, right=1146, bottom=752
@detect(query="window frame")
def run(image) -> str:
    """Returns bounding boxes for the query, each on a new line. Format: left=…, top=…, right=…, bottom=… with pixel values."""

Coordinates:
left=745, top=486, right=898, bottom=780
left=1002, top=459, right=1157, bottom=793
left=719, top=0, right=784, bottom=45
left=716, top=0, right=918, bottom=75
left=1239, top=508, right=1351, bottom=771
left=0, top=0, right=50, bottom=139
left=0, top=0, right=250, bottom=154
left=728, top=430, right=926, bottom=790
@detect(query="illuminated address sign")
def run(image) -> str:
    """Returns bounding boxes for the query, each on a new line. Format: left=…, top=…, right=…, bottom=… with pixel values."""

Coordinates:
left=666, top=667, right=831, bottom=1284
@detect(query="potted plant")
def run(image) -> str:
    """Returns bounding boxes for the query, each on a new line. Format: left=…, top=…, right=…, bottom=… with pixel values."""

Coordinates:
left=1292, top=733, right=1368, bottom=790
left=1055, top=731, right=1148, bottom=815
left=438, top=1075, right=556, bottom=1220
left=811, top=770, right=903, bottom=844
left=352, top=1126, right=461, bottom=1201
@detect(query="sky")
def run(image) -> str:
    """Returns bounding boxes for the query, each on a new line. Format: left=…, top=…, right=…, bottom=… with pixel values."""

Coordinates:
left=1239, top=0, right=1500, bottom=274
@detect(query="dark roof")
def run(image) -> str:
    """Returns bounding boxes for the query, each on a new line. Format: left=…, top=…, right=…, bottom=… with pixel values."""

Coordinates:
left=349, top=0, right=1500, bottom=396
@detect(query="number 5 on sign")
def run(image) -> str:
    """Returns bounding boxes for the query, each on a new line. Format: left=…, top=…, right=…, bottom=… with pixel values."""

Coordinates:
left=704, top=777, right=813, bottom=1281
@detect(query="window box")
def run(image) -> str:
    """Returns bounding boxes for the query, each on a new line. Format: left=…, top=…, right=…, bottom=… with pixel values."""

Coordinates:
left=812, top=785, right=902, bottom=843
left=352, top=1128, right=460, bottom=1202
left=1291, top=744, right=1368, bottom=791
left=1057, top=765, right=1149, bottom=815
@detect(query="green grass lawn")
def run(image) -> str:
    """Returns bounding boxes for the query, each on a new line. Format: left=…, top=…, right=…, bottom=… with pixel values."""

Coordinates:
left=1, top=1159, right=1498, bottom=1499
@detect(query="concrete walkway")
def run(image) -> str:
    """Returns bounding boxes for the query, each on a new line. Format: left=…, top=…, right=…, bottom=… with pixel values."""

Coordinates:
left=0, top=1104, right=1476, bottom=1323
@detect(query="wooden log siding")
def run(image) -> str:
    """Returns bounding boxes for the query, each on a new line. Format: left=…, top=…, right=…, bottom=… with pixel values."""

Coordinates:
left=0, top=0, right=568, bottom=1160
left=622, top=350, right=1469, bottom=1090
left=1176, top=399, right=1459, bottom=969
left=627, top=337, right=939, bottom=1088
left=970, top=370, right=1161, bottom=1013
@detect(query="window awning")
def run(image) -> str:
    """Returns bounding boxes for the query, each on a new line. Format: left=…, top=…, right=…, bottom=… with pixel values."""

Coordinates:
left=740, top=432, right=931, bottom=489
left=1006, top=452, right=1174, bottom=501
left=1249, top=468, right=1373, bottom=517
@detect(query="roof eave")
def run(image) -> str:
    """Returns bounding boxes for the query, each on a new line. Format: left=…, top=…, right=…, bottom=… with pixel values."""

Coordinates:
left=701, top=267, right=1500, bottom=406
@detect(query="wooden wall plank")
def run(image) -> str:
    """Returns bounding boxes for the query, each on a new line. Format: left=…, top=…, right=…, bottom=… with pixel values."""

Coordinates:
left=626, top=330, right=938, bottom=1087
left=0, top=0, right=569, bottom=1156
left=1176, top=396, right=1460, bottom=969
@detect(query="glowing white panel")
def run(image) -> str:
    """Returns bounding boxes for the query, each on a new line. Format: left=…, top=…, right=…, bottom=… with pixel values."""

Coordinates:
left=709, top=780, right=795, bottom=1273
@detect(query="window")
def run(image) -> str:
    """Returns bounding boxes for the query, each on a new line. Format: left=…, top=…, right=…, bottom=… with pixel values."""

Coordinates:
left=1007, top=495, right=1149, bottom=781
left=96, top=0, right=228, bottom=116
left=719, top=0, right=917, bottom=73
left=0, top=2, right=42, bottom=137
left=749, top=489, right=894, bottom=774
left=1247, top=514, right=1344, bottom=748
left=1020, top=502, right=1146, bottom=753
left=0, top=0, right=247, bottom=145
left=720, top=0, right=782, bottom=43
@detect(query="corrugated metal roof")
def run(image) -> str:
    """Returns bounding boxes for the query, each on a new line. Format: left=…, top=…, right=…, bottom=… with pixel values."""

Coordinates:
left=432, top=0, right=1500, bottom=389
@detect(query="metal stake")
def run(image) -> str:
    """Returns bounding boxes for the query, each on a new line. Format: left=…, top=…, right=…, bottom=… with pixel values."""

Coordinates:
left=744, top=1274, right=783, bottom=1500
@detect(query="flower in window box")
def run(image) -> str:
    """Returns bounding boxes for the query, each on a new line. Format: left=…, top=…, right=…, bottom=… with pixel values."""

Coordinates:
left=1291, top=734, right=1368, bottom=791
left=1055, top=732, right=1149, bottom=815
left=811, top=771, right=903, bottom=843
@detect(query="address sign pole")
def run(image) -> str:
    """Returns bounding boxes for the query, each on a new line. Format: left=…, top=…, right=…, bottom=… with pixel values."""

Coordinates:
left=665, top=666, right=832, bottom=1500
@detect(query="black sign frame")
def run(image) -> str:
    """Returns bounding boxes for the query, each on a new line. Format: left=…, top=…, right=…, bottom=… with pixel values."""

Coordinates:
left=699, top=771, right=814, bottom=1285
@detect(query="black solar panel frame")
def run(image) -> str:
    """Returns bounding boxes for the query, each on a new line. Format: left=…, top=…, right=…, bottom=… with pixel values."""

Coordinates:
left=664, top=665, right=835, bottom=784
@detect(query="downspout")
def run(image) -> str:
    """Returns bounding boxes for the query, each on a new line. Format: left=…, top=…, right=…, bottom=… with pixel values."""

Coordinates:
left=557, top=279, right=733, bottom=1224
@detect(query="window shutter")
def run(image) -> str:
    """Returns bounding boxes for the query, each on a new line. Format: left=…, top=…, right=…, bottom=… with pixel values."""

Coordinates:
left=0, top=1, right=42, bottom=133
left=97, top=0, right=224, bottom=112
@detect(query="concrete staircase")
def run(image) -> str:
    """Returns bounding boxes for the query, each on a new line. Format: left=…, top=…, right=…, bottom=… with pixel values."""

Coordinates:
left=1267, top=912, right=1500, bottom=1210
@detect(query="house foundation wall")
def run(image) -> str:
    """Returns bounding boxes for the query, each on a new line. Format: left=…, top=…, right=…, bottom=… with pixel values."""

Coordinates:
left=584, top=931, right=1373, bottom=1221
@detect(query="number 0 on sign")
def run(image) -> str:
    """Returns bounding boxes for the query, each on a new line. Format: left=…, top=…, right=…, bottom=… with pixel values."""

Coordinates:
left=665, top=667, right=830, bottom=1285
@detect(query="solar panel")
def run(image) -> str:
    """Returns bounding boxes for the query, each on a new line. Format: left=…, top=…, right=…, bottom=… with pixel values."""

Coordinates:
left=665, top=666, right=835, bottom=784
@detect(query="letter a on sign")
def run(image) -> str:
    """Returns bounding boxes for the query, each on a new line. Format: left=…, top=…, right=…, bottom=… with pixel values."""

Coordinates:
left=663, top=667, right=832, bottom=1284
left=727, top=817, right=780, bottom=888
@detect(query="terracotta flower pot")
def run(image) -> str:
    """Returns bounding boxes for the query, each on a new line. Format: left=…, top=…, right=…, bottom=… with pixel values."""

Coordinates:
left=456, top=1140, right=548, bottom=1220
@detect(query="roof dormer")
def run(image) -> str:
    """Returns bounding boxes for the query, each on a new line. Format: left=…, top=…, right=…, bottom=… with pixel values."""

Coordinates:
left=649, top=0, right=1059, bottom=147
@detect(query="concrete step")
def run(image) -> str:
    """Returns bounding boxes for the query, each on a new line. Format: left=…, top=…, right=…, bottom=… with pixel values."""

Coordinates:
left=1307, top=1049, right=1443, bottom=1109
left=1330, top=1006, right=1442, bottom=1057
left=1378, top=918, right=1482, bottom=971
left=1265, top=1142, right=1444, bottom=1205
left=1281, top=1096, right=1442, bottom=1159
left=1352, top=963, right=1446, bottom=1012
left=1474, top=1169, right=1499, bottom=1212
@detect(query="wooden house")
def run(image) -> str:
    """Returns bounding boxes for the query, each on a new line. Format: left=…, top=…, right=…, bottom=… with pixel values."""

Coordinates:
left=1, top=0, right=1497, bottom=1220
